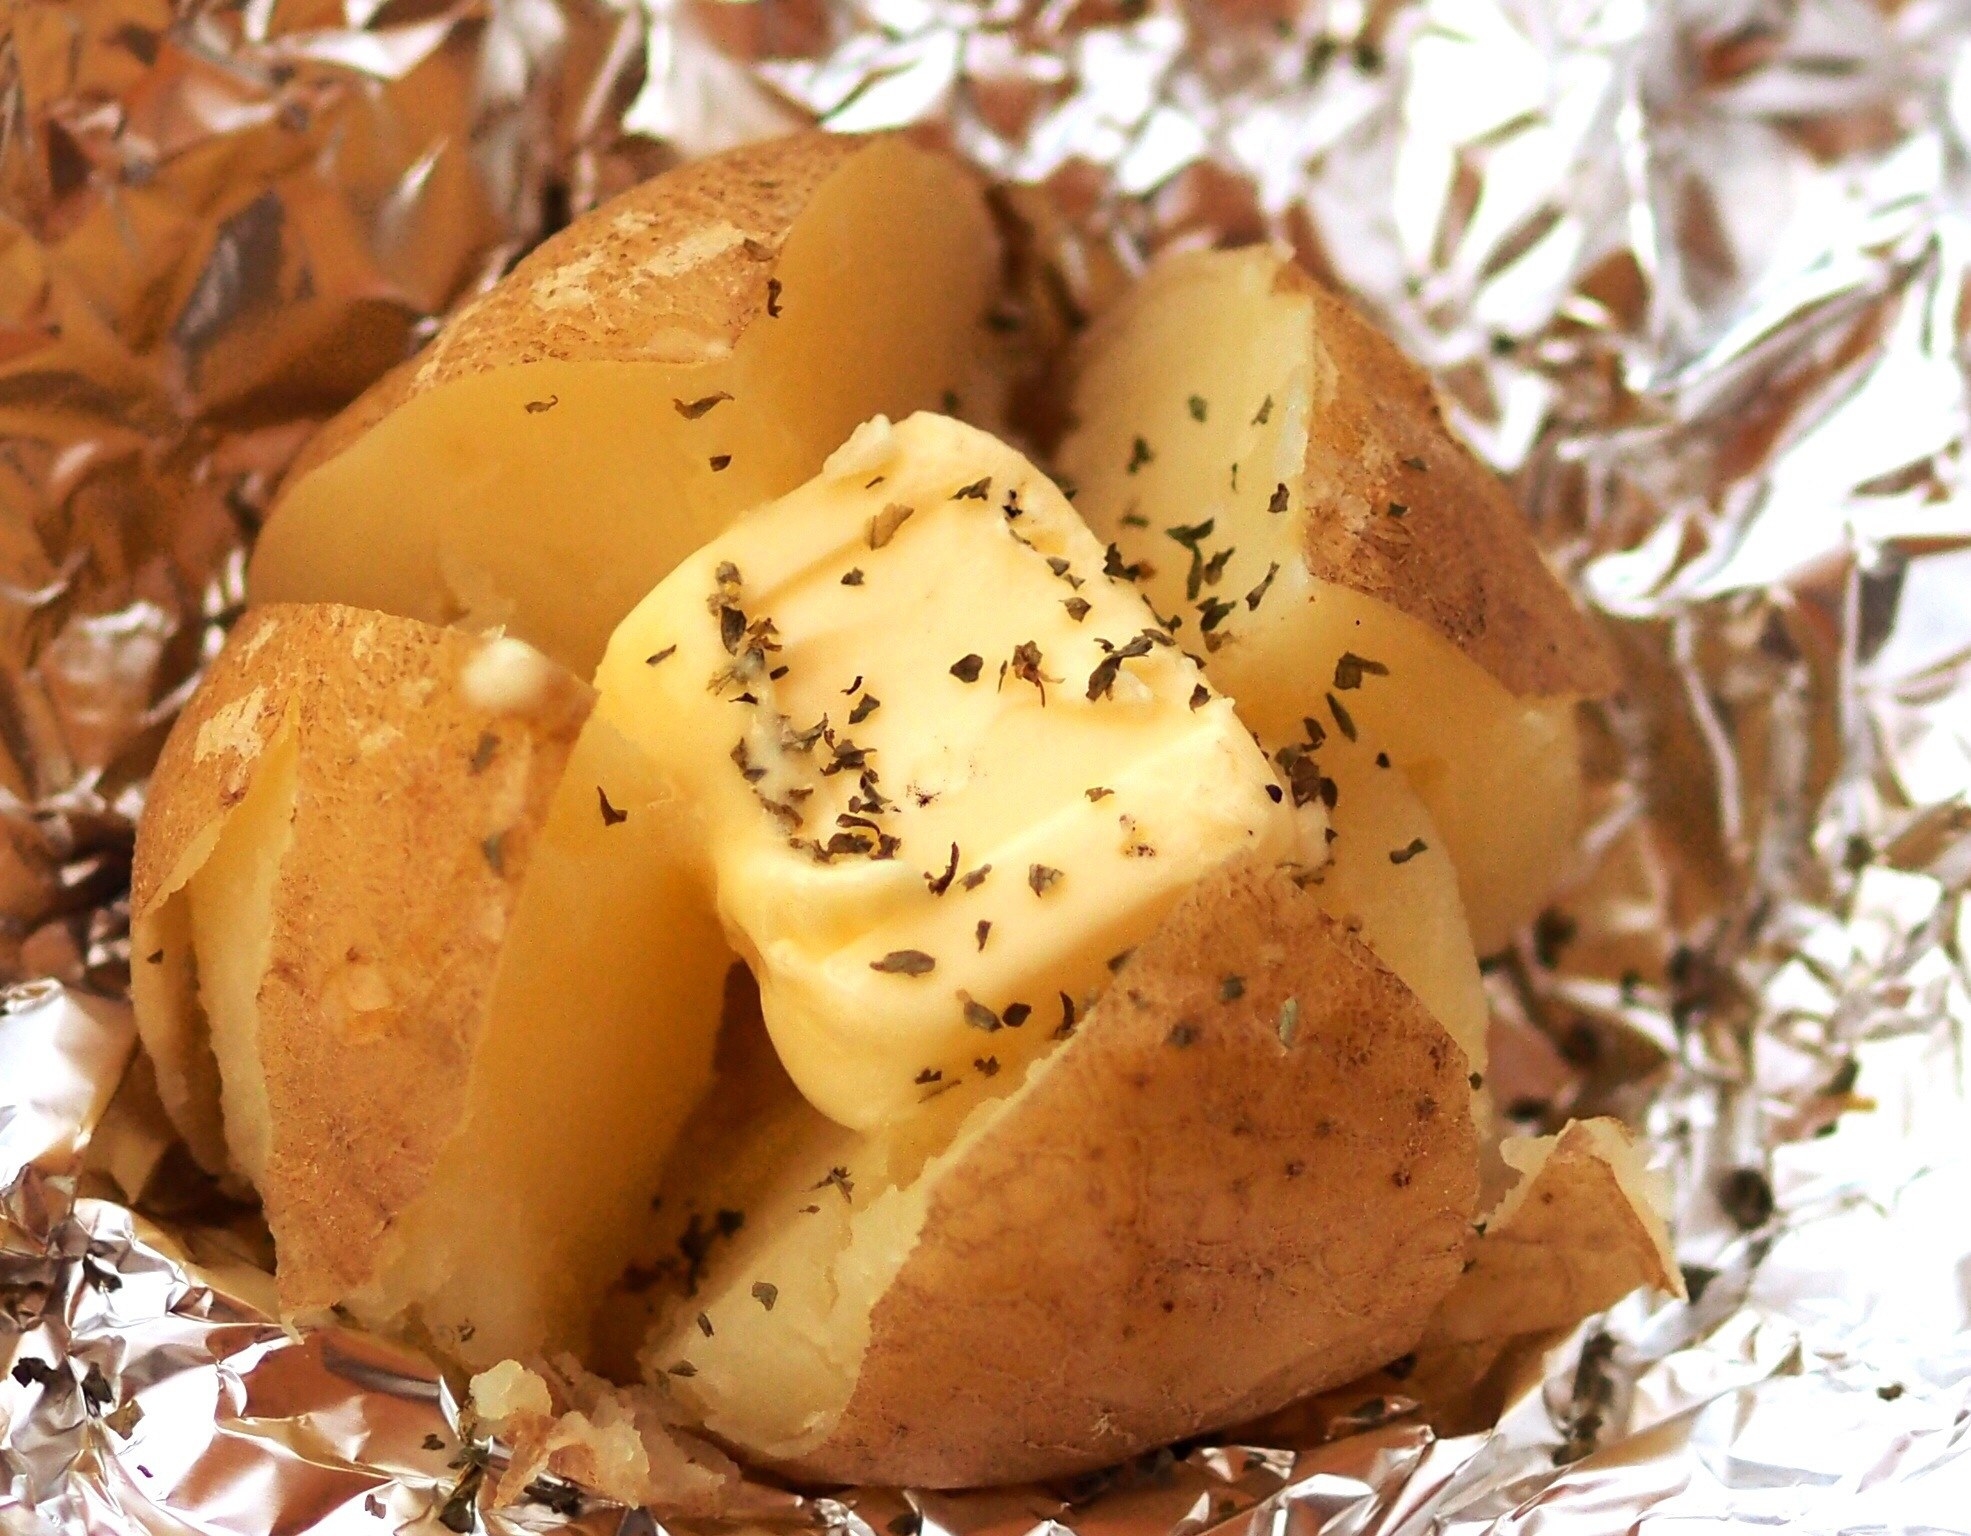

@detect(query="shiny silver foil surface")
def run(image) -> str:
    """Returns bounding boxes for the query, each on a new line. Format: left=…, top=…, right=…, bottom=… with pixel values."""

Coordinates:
left=6, top=0, right=1971, bottom=1529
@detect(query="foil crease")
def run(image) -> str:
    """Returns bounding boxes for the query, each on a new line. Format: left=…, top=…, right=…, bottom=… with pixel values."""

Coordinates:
left=7, top=0, right=1971, bottom=1530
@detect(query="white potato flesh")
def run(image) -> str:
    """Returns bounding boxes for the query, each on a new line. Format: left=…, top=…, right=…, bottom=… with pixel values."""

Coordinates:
left=250, top=140, right=1003, bottom=678
left=594, top=413, right=1295, bottom=1132
left=1058, top=248, right=1585, bottom=952
left=341, top=718, right=733, bottom=1366
left=181, top=720, right=298, bottom=1189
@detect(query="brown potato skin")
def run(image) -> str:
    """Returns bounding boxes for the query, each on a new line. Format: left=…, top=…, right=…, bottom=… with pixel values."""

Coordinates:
left=278, top=132, right=881, bottom=494
left=130, top=604, right=591, bottom=1313
left=1280, top=266, right=1619, bottom=702
left=1424, top=1118, right=1682, bottom=1347
left=774, top=859, right=1480, bottom=1488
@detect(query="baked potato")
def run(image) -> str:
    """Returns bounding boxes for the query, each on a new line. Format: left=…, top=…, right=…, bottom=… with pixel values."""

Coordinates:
left=1057, top=247, right=1619, bottom=953
left=249, top=132, right=1005, bottom=677
left=126, top=129, right=1679, bottom=1498
left=129, top=605, right=733, bottom=1367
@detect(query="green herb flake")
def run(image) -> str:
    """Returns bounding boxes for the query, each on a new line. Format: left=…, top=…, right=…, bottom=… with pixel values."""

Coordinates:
left=1389, top=838, right=1429, bottom=865
left=1086, top=786, right=1113, bottom=801
left=1253, top=396, right=1274, bottom=425
left=1065, top=596, right=1092, bottom=622
left=1127, top=436, right=1154, bottom=474
left=974, top=1055, right=1001, bottom=1077
left=869, top=503, right=915, bottom=548
left=1245, top=562, right=1281, bottom=611
left=469, top=730, right=498, bottom=774
left=950, top=654, right=984, bottom=683
left=708, top=454, right=732, bottom=472
left=849, top=693, right=880, bottom=724
left=480, top=833, right=506, bottom=876
left=871, top=949, right=937, bottom=976
left=1002, top=1002, right=1032, bottom=1027
left=975, top=919, right=992, bottom=950
left=1190, top=683, right=1210, bottom=710
left=1028, top=863, right=1064, bottom=896
left=1166, top=1021, right=1199, bottom=1048
left=524, top=395, right=558, bottom=414
left=1402, top=455, right=1427, bottom=471
left=1187, top=395, right=1208, bottom=422
left=1333, top=652, right=1390, bottom=690
left=751, top=1281, right=778, bottom=1311
left=925, top=843, right=960, bottom=896
left=1219, top=975, right=1245, bottom=1002
left=1277, top=997, right=1300, bottom=1047
left=1387, top=502, right=1408, bottom=518
left=674, top=392, right=732, bottom=420
left=766, top=278, right=783, bottom=316
left=962, top=994, right=1002, bottom=1031
left=960, top=863, right=991, bottom=890
left=841, top=568, right=865, bottom=586
left=1268, top=483, right=1290, bottom=515
left=1327, top=691, right=1358, bottom=741
left=645, top=645, right=677, bottom=666
left=953, top=477, right=993, bottom=501
left=597, top=787, right=627, bottom=826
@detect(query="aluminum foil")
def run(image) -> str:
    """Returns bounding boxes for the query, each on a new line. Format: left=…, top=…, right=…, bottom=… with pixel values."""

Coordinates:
left=7, top=0, right=1971, bottom=1529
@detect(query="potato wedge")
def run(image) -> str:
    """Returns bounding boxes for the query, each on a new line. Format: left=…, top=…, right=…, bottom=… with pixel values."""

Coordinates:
left=1058, top=248, right=1618, bottom=952
left=129, top=605, right=733, bottom=1366
left=250, top=132, right=1004, bottom=677
left=628, top=859, right=1478, bottom=1488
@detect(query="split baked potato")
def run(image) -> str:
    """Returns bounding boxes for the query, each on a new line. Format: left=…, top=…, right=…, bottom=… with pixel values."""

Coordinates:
left=129, top=130, right=1676, bottom=1494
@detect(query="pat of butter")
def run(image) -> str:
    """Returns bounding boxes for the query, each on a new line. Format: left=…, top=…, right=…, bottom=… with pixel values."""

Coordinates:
left=596, top=413, right=1295, bottom=1131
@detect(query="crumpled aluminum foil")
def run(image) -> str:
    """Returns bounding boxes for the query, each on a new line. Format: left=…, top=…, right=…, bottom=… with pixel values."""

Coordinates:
left=6, top=0, right=1971, bottom=1529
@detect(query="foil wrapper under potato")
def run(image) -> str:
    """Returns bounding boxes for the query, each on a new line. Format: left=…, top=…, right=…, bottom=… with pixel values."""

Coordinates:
left=6, top=0, right=1971, bottom=1528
